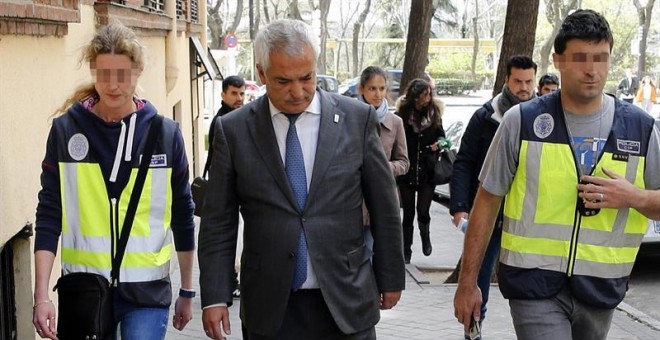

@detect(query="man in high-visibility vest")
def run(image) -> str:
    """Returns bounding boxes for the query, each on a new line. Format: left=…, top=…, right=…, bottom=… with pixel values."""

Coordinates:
left=454, top=9, right=660, bottom=340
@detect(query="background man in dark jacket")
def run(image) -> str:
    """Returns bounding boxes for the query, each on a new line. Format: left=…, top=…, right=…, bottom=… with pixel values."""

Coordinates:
left=205, top=75, right=245, bottom=175
left=449, top=55, right=537, bottom=339
left=203, top=75, right=246, bottom=298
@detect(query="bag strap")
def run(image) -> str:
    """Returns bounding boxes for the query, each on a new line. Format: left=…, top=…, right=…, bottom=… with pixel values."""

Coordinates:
left=110, top=115, right=164, bottom=286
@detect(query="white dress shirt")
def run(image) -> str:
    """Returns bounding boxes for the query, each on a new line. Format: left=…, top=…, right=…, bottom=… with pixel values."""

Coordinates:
left=269, top=91, right=321, bottom=289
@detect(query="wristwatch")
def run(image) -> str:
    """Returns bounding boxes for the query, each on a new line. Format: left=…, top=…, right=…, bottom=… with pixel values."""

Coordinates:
left=179, top=288, right=196, bottom=298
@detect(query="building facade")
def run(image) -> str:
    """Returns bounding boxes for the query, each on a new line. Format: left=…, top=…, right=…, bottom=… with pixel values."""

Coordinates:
left=0, top=1, right=211, bottom=338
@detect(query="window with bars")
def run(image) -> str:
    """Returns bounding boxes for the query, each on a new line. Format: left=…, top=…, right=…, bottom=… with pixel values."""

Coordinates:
left=176, top=0, right=185, bottom=20
left=143, top=0, right=165, bottom=14
left=190, top=0, right=198, bottom=23
left=175, top=0, right=199, bottom=23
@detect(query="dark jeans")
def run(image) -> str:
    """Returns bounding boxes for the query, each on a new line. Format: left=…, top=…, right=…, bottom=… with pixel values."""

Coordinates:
left=399, top=183, right=436, bottom=258
left=477, top=225, right=502, bottom=319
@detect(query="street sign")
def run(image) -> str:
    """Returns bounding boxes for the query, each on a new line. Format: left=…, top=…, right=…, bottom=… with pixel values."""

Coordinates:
left=224, top=33, right=238, bottom=48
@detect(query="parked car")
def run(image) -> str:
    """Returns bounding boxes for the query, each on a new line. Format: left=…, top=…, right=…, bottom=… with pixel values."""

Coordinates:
left=386, top=69, right=435, bottom=100
left=339, top=76, right=360, bottom=97
left=317, top=74, right=339, bottom=92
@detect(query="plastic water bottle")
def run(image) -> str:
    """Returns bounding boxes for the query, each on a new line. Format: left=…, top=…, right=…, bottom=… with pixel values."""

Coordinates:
left=438, top=137, right=452, bottom=151
left=458, top=218, right=469, bottom=233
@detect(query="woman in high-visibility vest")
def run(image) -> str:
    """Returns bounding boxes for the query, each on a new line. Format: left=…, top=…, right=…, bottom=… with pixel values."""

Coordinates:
left=33, top=22, right=195, bottom=340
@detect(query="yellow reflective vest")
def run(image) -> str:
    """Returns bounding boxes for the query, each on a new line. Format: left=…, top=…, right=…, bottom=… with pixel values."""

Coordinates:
left=499, top=93, right=654, bottom=308
left=54, top=112, right=176, bottom=285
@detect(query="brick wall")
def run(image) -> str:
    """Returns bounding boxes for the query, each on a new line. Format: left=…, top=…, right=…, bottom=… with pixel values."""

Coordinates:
left=0, top=0, right=200, bottom=37
left=0, top=0, right=81, bottom=36
left=94, top=1, right=171, bottom=37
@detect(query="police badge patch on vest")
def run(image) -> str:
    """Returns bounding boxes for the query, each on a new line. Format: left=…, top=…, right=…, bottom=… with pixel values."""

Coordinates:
left=67, top=133, right=89, bottom=161
left=533, top=113, right=554, bottom=139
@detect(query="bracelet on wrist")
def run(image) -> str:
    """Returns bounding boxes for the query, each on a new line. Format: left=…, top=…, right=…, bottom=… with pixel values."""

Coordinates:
left=33, top=300, right=53, bottom=309
left=179, top=288, right=196, bottom=298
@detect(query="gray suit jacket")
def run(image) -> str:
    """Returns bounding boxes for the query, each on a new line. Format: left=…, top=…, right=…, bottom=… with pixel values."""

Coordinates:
left=198, top=90, right=405, bottom=336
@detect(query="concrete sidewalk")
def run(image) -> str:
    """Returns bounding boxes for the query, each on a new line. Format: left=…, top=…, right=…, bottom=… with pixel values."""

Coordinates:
left=166, top=199, right=660, bottom=339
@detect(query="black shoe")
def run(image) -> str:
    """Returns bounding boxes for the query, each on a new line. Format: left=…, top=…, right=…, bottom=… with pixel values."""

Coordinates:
left=232, top=284, right=241, bottom=299
left=419, top=222, right=432, bottom=256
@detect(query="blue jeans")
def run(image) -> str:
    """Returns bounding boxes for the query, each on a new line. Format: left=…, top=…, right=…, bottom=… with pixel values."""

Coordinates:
left=477, top=225, right=502, bottom=319
left=113, top=294, right=169, bottom=340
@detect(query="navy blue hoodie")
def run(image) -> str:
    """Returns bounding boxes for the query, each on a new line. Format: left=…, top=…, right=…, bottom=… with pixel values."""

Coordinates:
left=35, top=100, right=195, bottom=254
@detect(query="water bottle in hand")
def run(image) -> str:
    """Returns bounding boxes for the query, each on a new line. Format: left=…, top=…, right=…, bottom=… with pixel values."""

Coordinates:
left=458, top=218, right=469, bottom=233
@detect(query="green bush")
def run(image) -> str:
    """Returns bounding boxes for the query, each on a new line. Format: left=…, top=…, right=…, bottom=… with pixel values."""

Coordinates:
left=435, top=78, right=482, bottom=94
left=604, top=80, right=619, bottom=95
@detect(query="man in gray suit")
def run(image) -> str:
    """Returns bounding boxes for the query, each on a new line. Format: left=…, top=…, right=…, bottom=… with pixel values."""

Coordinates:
left=198, top=19, right=405, bottom=340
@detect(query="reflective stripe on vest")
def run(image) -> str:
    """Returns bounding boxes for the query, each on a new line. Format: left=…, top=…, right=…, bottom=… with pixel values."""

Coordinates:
left=501, top=140, right=647, bottom=279
left=60, top=162, right=173, bottom=282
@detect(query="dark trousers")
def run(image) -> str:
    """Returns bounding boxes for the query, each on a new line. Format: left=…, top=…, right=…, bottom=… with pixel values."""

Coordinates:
left=477, top=225, right=502, bottom=318
left=399, top=183, right=436, bottom=257
left=242, top=289, right=376, bottom=340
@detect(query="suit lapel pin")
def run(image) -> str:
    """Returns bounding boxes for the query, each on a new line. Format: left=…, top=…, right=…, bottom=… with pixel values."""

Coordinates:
left=334, top=114, right=339, bottom=123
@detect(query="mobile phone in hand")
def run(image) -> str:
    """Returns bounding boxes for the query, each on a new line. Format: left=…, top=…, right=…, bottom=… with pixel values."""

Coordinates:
left=469, top=318, right=481, bottom=340
left=577, top=180, right=600, bottom=217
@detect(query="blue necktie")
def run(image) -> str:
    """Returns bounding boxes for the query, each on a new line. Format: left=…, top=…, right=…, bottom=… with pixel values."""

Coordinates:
left=285, top=114, right=308, bottom=290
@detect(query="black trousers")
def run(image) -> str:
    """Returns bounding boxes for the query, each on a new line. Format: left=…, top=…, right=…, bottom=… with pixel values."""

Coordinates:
left=242, top=289, right=376, bottom=340
left=399, top=183, right=436, bottom=257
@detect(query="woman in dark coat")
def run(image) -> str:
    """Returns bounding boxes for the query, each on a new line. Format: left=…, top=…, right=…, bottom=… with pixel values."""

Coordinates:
left=396, top=78, right=445, bottom=263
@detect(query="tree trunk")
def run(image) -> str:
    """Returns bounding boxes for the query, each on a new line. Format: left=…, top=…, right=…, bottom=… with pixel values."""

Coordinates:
left=262, top=0, right=271, bottom=23
left=633, top=0, right=656, bottom=77
left=207, top=0, right=223, bottom=49
left=538, top=0, right=578, bottom=76
left=288, top=0, right=303, bottom=20
left=470, top=0, right=479, bottom=85
left=352, top=0, right=371, bottom=77
left=206, top=0, right=243, bottom=49
left=492, top=0, right=540, bottom=97
left=399, top=0, right=436, bottom=98
left=317, top=0, right=332, bottom=74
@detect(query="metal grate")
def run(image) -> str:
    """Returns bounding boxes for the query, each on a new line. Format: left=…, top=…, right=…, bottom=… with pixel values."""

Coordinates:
left=176, top=0, right=184, bottom=20
left=143, top=0, right=165, bottom=14
left=190, top=0, right=198, bottom=23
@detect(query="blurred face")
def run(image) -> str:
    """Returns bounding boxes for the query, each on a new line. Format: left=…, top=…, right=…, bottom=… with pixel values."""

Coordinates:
left=222, top=85, right=246, bottom=109
left=257, top=45, right=316, bottom=113
left=414, top=88, right=432, bottom=110
left=91, top=54, right=141, bottom=115
left=553, top=39, right=610, bottom=105
left=505, top=67, right=535, bottom=101
left=539, top=83, right=559, bottom=96
left=359, top=75, right=387, bottom=108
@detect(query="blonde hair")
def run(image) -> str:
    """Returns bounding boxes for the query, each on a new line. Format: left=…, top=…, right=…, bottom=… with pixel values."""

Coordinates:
left=54, top=22, right=145, bottom=115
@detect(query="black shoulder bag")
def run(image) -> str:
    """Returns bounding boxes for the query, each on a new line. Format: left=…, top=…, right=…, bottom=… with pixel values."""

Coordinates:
left=191, top=169, right=208, bottom=217
left=55, top=115, right=164, bottom=340
left=429, top=148, right=457, bottom=185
